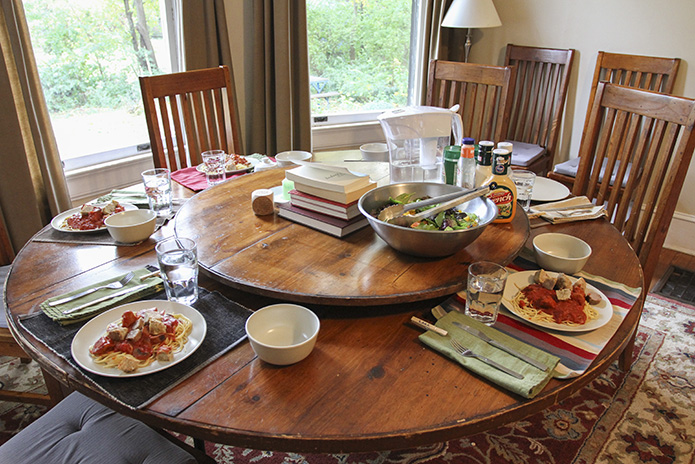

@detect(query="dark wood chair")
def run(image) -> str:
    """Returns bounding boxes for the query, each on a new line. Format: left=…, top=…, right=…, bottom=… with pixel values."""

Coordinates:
left=549, top=52, right=681, bottom=189
left=139, top=65, right=242, bottom=171
left=504, top=44, right=575, bottom=176
left=572, top=83, right=695, bottom=369
left=426, top=60, right=516, bottom=143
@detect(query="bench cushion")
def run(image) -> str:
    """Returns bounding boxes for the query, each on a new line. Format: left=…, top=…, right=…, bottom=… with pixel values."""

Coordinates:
left=0, top=391, right=197, bottom=464
left=505, top=140, right=547, bottom=167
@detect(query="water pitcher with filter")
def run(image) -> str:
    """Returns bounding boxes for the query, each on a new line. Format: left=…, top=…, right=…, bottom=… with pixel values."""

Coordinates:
left=378, top=106, right=463, bottom=183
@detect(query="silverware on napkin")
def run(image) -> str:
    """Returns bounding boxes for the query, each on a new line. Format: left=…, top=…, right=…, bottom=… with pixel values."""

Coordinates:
left=452, top=321, right=549, bottom=371
left=62, top=284, right=148, bottom=315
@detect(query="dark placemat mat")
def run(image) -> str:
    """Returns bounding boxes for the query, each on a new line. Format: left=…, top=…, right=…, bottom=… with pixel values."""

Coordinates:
left=32, top=225, right=131, bottom=246
left=20, top=288, right=252, bottom=409
left=653, top=266, right=695, bottom=304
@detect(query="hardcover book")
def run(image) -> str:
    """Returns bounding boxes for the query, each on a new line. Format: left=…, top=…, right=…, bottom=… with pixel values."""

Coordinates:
left=277, top=202, right=368, bottom=238
left=292, top=180, right=376, bottom=204
left=288, top=189, right=361, bottom=220
left=284, top=164, right=372, bottom=193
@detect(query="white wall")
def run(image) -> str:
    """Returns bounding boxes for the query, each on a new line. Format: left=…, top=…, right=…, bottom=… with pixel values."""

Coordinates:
left=470, top=0, right=695, bottom=253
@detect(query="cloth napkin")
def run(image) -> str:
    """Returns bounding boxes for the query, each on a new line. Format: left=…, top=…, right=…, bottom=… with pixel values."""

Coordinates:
left=529, top=196, right=606, bottom=224
left=94, top=186, right=150, bottom=207
left=40, top=267, right=163, bottom=325
left=419, top=311, right=559, bottom=399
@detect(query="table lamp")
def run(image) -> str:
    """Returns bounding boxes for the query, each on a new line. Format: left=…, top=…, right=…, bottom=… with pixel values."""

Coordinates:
left=441, top=0, right=502, bottom=62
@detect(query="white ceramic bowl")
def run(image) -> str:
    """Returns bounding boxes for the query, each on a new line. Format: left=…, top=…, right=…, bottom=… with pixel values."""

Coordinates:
left=275, top=150, right=313, bottom=167
left=360, top=142, right=389, bottom=161
left=533, top=233, right=592, bottom=274
left=245, top=303, right=320, bottom=365
left=104, top=209, right=157, bottom=243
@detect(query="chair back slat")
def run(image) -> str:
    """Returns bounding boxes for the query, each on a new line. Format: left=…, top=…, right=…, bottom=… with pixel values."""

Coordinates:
left=139, top=66, right=242, bottom=170
left=426, top=60, right=515, bottom=144
left=572, top=83, right=695, bottom=283
left=504, top=44, right=575, bottom=174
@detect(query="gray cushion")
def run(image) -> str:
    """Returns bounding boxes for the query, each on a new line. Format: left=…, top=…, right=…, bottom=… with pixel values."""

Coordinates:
left=553, top=157, right=631, bottom=187
left=1, top=264, right=10, bottom=328
left=505, top=140, right=547, bottom=166
left=0, top=391, right=197, bottom=464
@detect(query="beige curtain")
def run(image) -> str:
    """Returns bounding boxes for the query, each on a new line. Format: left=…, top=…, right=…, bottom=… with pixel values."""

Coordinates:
left=244, top=0, right=311, bottom=156
left=0, top=0, right=70, bottom=260
left=415, top=0, right=449, bottom=104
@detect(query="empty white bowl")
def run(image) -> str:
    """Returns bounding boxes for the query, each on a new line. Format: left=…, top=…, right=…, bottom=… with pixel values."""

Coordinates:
left=533, top=233, right=592, bottom=274
left=360, top=142, right=389, bottom=161
left=275, top=150, right=313, bottom=167
left=104, top=209, right=157, bottom=243
left=245, top=303, right=320, bottom=365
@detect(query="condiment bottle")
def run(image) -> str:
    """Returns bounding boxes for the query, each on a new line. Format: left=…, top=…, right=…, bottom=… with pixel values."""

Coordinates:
left=497, top=141, right=513, bottom=164
left=457, top=137, right=476, bottom=189
left=443, top=145, right=461, bottom=185
left=483, top=148, right=517, bottom=223
left=474, top=140, right=494, bottom=187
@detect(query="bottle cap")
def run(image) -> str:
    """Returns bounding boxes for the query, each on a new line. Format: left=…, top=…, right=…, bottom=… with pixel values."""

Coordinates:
left=444, top=145, right=461, bottom=161
left=462, top=137, right=475, bottom=145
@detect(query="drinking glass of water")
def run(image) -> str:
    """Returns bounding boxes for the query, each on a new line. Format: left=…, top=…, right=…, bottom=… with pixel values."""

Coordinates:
left=465, top=261, right=508, bottom=325
left=510, top=168, right=536, bottom=212
left=141, top=168, right=173, bottom=217
left=156, top=237, right=198, bottom=305
left=202, top=150, right=227, bottom=187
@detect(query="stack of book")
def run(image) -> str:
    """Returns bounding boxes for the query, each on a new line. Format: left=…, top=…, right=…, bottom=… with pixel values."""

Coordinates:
left=278, top=164, right=376, bottom=237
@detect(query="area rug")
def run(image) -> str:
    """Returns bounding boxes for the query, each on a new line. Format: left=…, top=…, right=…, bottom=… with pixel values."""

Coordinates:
left=2, top=294, right=695, bottom=463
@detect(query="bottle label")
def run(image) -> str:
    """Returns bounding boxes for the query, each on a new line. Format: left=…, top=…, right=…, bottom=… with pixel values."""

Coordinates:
left=488, top=186, right=514, bottom=220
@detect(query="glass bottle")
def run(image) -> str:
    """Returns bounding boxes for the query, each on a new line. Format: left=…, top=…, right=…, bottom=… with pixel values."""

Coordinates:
left=457, top=137, right=476, bottom=189
left=483, top=148, right=517, bottom=223
left=474, top=141, right=494, bottom=187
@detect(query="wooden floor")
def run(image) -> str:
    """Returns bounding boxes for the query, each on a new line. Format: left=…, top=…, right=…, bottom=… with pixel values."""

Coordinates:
left=651, top=248, right=695, bottom=292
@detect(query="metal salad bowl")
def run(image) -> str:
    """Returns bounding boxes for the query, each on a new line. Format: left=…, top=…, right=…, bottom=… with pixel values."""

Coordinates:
left=358, top=182, right=497, bottom=258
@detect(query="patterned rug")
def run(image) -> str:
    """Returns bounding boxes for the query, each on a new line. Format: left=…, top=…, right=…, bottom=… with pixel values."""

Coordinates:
left=2, top=294, right=694, bottom=463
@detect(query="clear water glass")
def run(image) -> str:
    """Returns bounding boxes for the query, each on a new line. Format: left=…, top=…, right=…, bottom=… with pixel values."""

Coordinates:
left=202, top=150, right=226, bottom=186
left=511, top=168, right=536, bottom=212
left=465, top=261, right=508, bottom=326
left=141, top=168, right=172, bottom=217
left=156, top=237, right=198, bottom=305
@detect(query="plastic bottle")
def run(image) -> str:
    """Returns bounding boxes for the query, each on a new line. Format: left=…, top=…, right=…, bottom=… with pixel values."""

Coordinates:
left=443, top=145, right=461, bottom=185
left=474, top=141, right=494, bottom=187
left=483, top=148, right=517, bottom=223
left=457, top=137, right=476, bottom=189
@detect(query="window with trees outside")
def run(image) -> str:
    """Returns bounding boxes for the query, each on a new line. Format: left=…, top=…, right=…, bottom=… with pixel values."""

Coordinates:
left=24, top=0, right=180, bottom=171
left=307, top=0, right=426, bottom=147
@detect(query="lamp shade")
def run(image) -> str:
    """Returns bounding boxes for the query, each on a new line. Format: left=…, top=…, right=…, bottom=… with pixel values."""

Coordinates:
left=442, top=0, right=502, bottom=29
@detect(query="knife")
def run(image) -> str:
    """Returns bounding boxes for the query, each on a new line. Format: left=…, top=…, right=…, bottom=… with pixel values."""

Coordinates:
left=62, top=284, right=149, bottom=314
left=452, top=321, right=549, bottom=371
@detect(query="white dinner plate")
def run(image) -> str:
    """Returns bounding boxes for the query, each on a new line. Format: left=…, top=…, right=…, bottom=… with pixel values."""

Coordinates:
left=502, top=270, right=612, bottom=332
left=532, top=177, right=570, bottom=202
left=51, top=202, right=138, bottom=233
left=196, top=155, right=258, bottom=175
left=71, top=300, right=206, bottom=377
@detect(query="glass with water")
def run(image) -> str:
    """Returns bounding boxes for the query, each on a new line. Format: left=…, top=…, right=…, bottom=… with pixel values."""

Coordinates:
left=511, top=168, right=536, bottom=212
left=202, top=150, right=226, bottom=186
left=156, top=237, right=198, bottom=305
left=465, top=261, right=508, bottom=325
left=141, top=168, right=172, bottom=217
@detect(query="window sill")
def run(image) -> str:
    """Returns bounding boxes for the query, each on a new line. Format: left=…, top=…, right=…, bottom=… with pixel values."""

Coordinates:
left=312, top=120, right=384, bottom=150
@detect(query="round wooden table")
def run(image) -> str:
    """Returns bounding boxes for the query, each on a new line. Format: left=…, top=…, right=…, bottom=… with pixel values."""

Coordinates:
left=4, top=171, right=645, bottom=454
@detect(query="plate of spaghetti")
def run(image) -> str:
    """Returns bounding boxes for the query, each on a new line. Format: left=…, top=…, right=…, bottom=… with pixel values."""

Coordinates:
left=51, top=201, right=137, bottom=233
left=71, top=300, right=206, bottom=377
left=196, top=154, right=258, bottom=174
left=502, top=270, right=612, bottom=332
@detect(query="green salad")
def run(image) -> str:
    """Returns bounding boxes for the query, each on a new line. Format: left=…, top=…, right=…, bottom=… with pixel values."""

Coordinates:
left=374, top=193, right=480, bottom=231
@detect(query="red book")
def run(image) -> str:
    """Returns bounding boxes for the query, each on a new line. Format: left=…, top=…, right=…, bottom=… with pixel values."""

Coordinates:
left=288, top=189, right=361, bottom=220
left=277, top=203, right=368, bottom=238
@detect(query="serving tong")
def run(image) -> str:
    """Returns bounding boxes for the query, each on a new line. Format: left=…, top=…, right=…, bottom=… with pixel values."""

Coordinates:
left=377, top=183, right=496, bottom=227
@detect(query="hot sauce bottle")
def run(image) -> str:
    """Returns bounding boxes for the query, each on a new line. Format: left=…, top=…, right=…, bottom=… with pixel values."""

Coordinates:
left=483, top=148, right=517, bottom=223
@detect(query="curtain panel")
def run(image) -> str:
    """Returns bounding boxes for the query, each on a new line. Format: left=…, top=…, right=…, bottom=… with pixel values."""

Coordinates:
left=0, top=0, right=70, bottom=261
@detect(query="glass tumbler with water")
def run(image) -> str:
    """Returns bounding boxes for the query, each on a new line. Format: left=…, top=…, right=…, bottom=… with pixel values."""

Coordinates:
left=141, top=168, right=172, bottom=217
left=156, top=237, right=198, bottom=305
left=511, top=168, right=536, bottom=212
left=465, top=261, right=508, bottom=325
left=202, top=150, right=226, bottom=186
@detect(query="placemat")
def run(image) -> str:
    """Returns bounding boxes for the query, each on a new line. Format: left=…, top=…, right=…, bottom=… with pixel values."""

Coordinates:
left=20, top=288, right=252, bottom=409
left=171, top=167, right=251, bottom=192
left=32, top=225, right=142, bottom=246
left=432, top=251, right=642, bottom=379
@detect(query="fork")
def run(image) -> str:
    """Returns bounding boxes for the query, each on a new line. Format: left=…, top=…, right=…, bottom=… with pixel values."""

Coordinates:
left=450, top=339, right=524, bottom=379
left=47, top=271, right=135, bottom=307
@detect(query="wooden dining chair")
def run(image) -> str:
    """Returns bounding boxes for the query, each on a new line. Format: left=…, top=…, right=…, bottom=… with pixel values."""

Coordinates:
left=549, top=51, right=681, bottom=189
left=426, top=60, right=516, bottom=143
left=503, top=44, right=575, bottom=175
left=139, top=65, right=242, bottom=171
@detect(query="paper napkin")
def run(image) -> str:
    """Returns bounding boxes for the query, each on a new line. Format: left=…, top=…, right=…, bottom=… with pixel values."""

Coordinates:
left=418, top=311, right=559, bottom=399
left=40, top=268, right=163, bottom=325
left=530, top=196, right=606, bottom=224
